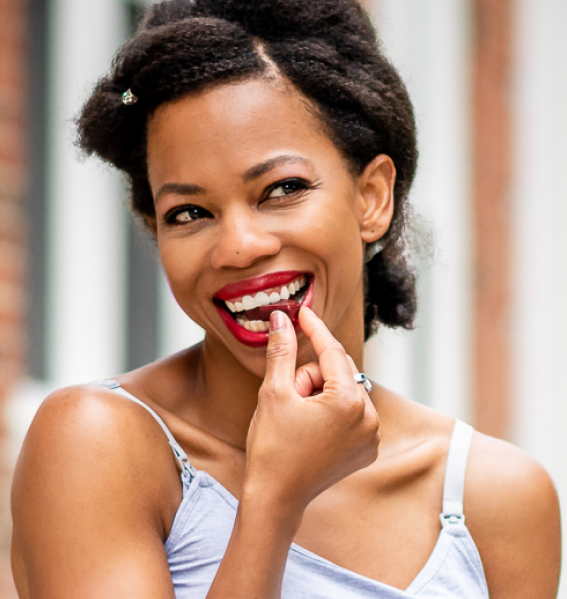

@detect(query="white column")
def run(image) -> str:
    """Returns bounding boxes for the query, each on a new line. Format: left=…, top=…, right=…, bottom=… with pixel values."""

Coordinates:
left=511, top=1, right=567, bottom=595
left=368, top=0, right=474, bottom=420
left=45, top=0, right=128, bottom=386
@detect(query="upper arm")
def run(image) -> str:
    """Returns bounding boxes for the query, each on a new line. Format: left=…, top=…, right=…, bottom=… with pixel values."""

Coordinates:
left=465, top=433, right=561, bottom=599
left=11, top=386, right=181, bottom=599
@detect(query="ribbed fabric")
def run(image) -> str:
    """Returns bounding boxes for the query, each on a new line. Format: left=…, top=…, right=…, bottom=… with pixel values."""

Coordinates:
left=99, top=382, right=489, bottom=598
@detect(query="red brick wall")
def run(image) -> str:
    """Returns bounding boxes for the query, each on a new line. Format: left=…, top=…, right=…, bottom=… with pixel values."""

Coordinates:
left=472, top=0, right=513, bottom=440
left=0, top=0, right=28, bottom=595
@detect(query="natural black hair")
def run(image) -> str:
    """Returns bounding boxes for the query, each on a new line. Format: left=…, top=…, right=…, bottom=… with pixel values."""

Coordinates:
left=77, top=0, right=419, bottom=339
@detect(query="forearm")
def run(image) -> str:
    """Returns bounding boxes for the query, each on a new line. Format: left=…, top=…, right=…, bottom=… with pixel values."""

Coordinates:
left=206, top=491, right=303, bottom=599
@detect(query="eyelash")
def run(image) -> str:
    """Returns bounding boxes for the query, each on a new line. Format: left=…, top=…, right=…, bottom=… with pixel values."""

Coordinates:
left=164, top=205, right=212, bottom=225
left=163, top=178, right=316, bottom=225
left=264, top=178, right=314, bottom=200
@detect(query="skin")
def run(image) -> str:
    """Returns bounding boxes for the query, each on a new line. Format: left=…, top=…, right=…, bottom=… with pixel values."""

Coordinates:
left=11, top=78, right=561, bottom=599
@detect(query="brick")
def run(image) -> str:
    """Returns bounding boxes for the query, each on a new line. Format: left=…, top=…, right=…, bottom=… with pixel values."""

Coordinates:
left=0, top=87, right=25, bottom=117
left=0, top=67, right=25, bottom=106
left=0, top=321, right=25, bottom=362
left=0, top=163, right=26, bottom=199
left=0, top=0, right=26, bottom=591
left=0, top=241, right=25, bottom=284
left=0, top=281, right=25, bottom=321
left=0, top=357, right=23, bottom=396
left=0, top=201, right=25, bottom=244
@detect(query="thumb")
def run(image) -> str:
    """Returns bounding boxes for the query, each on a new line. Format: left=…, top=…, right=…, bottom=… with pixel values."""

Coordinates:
left=262, top=310, right=297, bottom=393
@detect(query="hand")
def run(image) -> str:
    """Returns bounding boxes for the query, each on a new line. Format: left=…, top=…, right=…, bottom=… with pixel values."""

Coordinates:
left=244, top=307, right=380, bottom=515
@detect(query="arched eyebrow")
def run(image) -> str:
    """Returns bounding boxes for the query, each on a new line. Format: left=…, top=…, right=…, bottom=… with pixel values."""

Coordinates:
left=242, top=155, right=312, bottom=182
left=154, top=183, right=205, bottom=204
left=154, top=155, right=312, bottom=203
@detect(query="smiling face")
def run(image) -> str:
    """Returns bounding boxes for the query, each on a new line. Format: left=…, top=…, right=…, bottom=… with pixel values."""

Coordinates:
left=146, top=77, right=394, bottom=375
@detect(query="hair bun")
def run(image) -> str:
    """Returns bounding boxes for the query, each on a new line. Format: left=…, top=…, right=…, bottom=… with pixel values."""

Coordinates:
left=143, top=0, right=376, bottom=48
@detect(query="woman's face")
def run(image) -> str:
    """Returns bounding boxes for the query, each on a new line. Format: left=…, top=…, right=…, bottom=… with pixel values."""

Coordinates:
left=146, top=78, right=393, bottom=375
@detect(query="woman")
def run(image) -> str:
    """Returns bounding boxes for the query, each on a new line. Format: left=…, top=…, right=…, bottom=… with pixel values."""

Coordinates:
left=11, top=0, right=560, bottom=597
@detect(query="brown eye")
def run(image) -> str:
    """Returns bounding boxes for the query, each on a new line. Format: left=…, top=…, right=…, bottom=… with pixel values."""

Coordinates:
left=165, top=205, right=212, bottom=225
left=267, top=179, right=308, bottom=198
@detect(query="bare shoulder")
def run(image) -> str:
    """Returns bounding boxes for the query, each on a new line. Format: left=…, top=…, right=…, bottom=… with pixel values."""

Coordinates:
left=465, top=432, right=561, bottom=598
left=12, top=384, right=180, bottom=598
left=13, top=383, right=182, bottom=519
left=15, top=383, right=180, bottom=492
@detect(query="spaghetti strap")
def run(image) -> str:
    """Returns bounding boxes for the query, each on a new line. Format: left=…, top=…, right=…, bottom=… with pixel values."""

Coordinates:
left=96, top=379, right=196, bottom=480
left=440, top=419, right=474, bottom=527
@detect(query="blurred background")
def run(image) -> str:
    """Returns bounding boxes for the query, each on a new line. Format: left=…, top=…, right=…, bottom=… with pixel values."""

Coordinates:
left=0, top=0, right=565, bottom=595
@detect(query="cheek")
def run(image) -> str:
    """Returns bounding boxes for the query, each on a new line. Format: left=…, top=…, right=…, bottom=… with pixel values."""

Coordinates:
left=295, top=199, right=363, bottom=263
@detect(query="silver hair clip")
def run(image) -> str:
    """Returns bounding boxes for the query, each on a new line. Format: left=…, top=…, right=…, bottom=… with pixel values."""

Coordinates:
left=364, top=241, right=384, bottom=263
left=122, top=89, right=138, bottom=105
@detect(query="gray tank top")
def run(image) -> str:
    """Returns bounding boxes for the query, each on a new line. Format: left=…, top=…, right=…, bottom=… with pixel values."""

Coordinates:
left=98, top=380, right=489, bottom=598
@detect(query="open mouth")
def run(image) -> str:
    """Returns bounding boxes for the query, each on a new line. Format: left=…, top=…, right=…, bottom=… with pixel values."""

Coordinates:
left=214, top=271, right=313, bottom=346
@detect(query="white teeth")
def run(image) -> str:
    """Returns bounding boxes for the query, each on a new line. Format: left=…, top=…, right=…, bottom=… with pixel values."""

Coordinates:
left=225, top=276, right=308, bottom=313
left=255, top=291, right=270, bottom=306
left=242, top=295, right=256, bottom=310
left=242, top=320, right=268, bottom=332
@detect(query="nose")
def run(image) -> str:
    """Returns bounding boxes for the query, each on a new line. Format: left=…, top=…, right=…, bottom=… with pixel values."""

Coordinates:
left=210, top=207, right=281, bottom=270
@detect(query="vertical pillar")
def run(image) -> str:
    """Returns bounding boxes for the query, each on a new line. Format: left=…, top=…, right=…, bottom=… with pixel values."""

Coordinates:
left=472, top=0, right=513, bottom=438
left=511, top=1, right=567, bottom=594
left=0, top=0, right=28, bottom=594
left=369, top=0, right=474, bottom=420
left=45, top=0, right=127, bottom=386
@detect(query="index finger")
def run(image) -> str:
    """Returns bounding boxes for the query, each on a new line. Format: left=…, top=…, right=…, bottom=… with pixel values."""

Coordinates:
left=298, top=307, right=354, bottom=382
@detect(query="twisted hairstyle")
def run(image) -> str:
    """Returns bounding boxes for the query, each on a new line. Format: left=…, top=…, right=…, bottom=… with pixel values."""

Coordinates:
left=77, top=0, right=419, bottom=339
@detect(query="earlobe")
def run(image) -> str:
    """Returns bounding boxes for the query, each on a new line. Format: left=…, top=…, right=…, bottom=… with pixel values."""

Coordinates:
left=357, top=154, right=396, bottom=245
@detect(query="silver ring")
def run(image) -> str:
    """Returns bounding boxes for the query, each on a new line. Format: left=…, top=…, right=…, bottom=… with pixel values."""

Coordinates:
left=354, top=372, right=372, bottom=393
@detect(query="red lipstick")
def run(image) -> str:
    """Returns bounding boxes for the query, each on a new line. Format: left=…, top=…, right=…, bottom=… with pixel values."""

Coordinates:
left=215, top=271, right=306, bottom=301
left=214, top=271, right=314, bottom=347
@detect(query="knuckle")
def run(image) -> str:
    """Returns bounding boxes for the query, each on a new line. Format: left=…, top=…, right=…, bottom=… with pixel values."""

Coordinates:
left=340, top=395, right=367, bottom=424
left=259, top=380, right=282, bottom=400
left=349, top=396, right=367, bottom=416
left=321, top=378, right=342, bottom=396
left=362, top=418, right=379, bottom=441
left=367, top=410, right=380, bottom=433
left=326, top=380, right=357, bottom=405
left=265, top=341, right=292, bottom=361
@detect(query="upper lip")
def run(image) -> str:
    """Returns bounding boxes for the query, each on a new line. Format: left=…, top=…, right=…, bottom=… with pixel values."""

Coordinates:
left=214, top=270, right=309, bottom=301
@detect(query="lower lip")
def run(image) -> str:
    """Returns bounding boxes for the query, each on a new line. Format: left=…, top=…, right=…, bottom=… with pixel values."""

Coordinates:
left=216, top=279, right=314, bottom=348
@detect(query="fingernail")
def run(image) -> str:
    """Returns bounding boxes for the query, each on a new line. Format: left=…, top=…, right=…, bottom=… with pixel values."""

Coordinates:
left=270, top=310, right=285, bottom=333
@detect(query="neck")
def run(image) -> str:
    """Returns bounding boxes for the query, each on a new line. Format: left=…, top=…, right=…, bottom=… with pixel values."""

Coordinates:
left=188, top=338, right=264, bottom=450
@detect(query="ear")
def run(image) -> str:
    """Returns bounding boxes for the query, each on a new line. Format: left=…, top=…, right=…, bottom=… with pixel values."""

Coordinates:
left=356, top=154, right=396, bottom=244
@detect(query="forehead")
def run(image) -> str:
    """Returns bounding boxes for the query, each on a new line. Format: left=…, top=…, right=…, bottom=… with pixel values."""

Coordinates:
left=146, top=78, right=345, bottom=185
